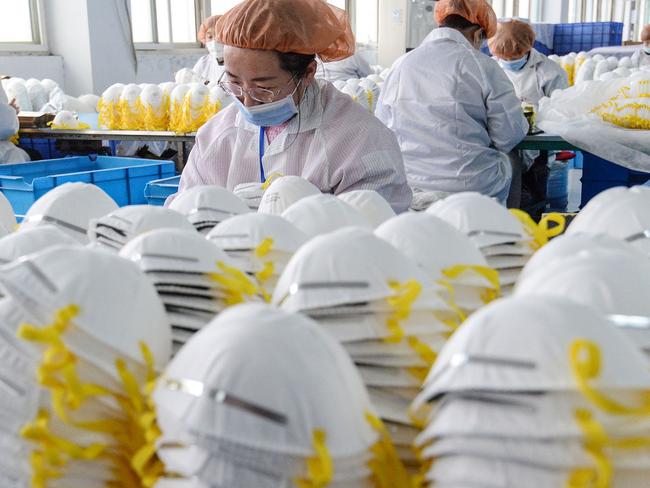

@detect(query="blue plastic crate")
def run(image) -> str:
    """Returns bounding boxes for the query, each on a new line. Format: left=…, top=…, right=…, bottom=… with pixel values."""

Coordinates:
left=18, top=138, right=62, bottom=160
left=553, top=22, right=623, bottom=55
left=0, top=155, right=175, bottom=216
left=580, top=152, right=650, bottom=207
left=144, top=175, right=181, bottom=206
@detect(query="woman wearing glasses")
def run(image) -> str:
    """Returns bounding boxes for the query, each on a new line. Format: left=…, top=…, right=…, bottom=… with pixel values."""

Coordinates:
left=175, top=0, right=411, bottom=212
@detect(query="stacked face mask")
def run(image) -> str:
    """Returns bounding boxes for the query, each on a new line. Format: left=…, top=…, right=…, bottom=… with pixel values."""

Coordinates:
left=426, top=192, right=564, bottom=295
left=206, top=213, right=308, bottom=297
left=257, top=175, right=321, bottom=216
left=338, top=190, right=396, bottom=229
left=375, top=213, right=500, bottom=318
left=0, top=190, right=17, bottom=235
left=282, top=193, right=372, bottom=238
left=412, top=295, right=650, bottom=487
left=120, top=228, right=264, bottom=354
left=516, top=246, right=650, bottom=360
left=87, top=205, right=196, bottom=251
left=153, top=303, right=410, bottom=488
left=20, top=182, right=119, bottom=244
left=567, top=186, right=650, bottom=256
left=168, top=185, right=251, bottom=234
left=0, top=246, right=172, bottom=487
left=273, top=227, right=459, bottom=474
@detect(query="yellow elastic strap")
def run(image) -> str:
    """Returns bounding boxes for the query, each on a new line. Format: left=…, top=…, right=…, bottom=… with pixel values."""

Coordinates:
left=366, top=90, right=374, bottom=111
left=254, top=237, right=274, bottom=258
left=9, top=133, right=19, bottom=145
left=365, top=412, right=412, bottom=488
left=442, top=264, right=500, bottom=291
left=406, top=336, right=437, bottom=366
left=570, top=339, right=650, bottom=416
left=208, top=261, right=261, bottom=305
left=261, top=171, right=284, bottom=190
left=294, top=430, right=333, bottom=488
left=435, top=279, right=467, bottom=323
left=539, top=212, right=567, bottom=239
left=21, top=409, right=106, bottom=461
left=384, top=280, right=422, bottom=343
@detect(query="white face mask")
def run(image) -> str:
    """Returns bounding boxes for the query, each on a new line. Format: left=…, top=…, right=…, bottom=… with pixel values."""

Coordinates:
left=206, top=40, right=224, bottom=60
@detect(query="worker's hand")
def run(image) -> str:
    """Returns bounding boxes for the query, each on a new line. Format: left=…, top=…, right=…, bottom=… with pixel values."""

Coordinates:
left=9, top=98, right=19, bottom=114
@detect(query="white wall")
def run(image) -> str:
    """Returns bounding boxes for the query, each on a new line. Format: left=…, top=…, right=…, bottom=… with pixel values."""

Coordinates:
left=378, top=0, right=408, bottom=67
left=45, top=0, right=94, bottom=95
left=0, top=55, right=64, bottom=86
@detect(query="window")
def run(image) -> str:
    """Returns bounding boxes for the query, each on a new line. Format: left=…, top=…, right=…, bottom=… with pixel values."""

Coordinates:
left=489, top=0, right=536, bottom=20
left=130, top=0, right=202, bottom=48
left=0, top=0, right=45, bottom=51
left=354, top=0, right=378, bottom=45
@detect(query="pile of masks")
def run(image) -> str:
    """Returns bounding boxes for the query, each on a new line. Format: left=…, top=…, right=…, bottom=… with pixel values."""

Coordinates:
left=167, top=185, right=251, bottom=234
left=120, top=228, right=265, bottom=354
left=49, top=110, right=91, bottom=130
left=375, top=212, right=501, bottom=318
left=207, top=212, right=308, bottom=298
left=590, top=73, right=650, bottom=129
left=0, top=243, right=173, bottom=486
left=2, top=77, right=99, bottom=113
left=273, top=226, right=463, bottom=475
left=549, top=51, right=650, bottom=86
left=98, top=81, right=232, bottom=132
left=412, top=294, right=650, bottom=486
left=153, top=303, right=410, bottom=488
left=425, top=192, right=564, bottom=295
left=333, top=77, right=382, bottom=112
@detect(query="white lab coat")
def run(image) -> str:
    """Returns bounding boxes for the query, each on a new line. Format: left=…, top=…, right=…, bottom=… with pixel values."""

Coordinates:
left=0, top=141, right=29, bottom=164
left=500, top=48, right=569, bottom=107
left=631, top=48, right=650, bottom=68
left=376, top=28, right=529, bottom=202
left=193, top=54, right=226, bottom=83
left=0, top=102, right=29, bottom=163
left=316, top=53, right=373, bottom=82
left=178, top=79, right=412, bottom=212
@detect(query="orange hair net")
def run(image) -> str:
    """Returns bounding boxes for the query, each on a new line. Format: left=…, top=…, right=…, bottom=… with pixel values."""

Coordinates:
left=488, top=19, right=536, bottom=60
left=642, top=24, right=650, bottom=42
left=435, top=0, right=497, bottom=39
left=198, top=15, right=221, bottom=44
left=215, top=0, right=355, bottom=62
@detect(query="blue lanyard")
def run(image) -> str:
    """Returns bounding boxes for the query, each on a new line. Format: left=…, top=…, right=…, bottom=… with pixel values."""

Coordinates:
left=258, top=127, right=266, bottom=183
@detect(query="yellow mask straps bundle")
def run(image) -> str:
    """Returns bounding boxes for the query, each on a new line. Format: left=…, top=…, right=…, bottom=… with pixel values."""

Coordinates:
left=570, top=339, right=650, bottom=416
left=510, top=209, right=566, bottom=250
left=365, top=412, right=412, bottom=488
left=294, top=430, right=333, bottom=488
left=442, top=264, right=501, bottom=304
left=208, top=260, right=264, bottom=305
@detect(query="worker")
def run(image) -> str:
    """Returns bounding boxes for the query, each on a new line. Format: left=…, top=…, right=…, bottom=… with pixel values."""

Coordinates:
left=489, top=18, right=569, bottom=212
left=631, top=24, right=650, bottom=68
left=489, top=19, right=568, bottom=108
left=193, top=15, right=226, bottom=83
left=0, top=87, right=29, bottom=163
left=176, top=0, right=412, bottom=212
left=315, top=52, right=373, bottom=82
left=376, top=0, right=528, bottom=206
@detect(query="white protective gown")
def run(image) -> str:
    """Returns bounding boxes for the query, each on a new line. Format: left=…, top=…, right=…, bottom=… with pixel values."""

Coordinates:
left=631, top=48, right=650, bottom=68
left=193, top=54, right=226, bottom=83
left=0, top=102, right=29, bottom=164
left=178, top=79, right=412, bottom=212
left=315, top=53, right=373, bottom=82
left=376, top=28, right=529, bottom=202
left=501, top=48, right=569, bottom=107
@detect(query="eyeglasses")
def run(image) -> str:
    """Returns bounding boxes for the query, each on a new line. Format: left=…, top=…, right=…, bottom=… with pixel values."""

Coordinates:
left=217, top=72, right=300, bottom=104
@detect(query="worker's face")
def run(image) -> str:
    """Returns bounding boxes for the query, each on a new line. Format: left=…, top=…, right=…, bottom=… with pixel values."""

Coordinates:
left=204, top=27, right=216, bottom=42
left=223, top=46, right=315, bottom=107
